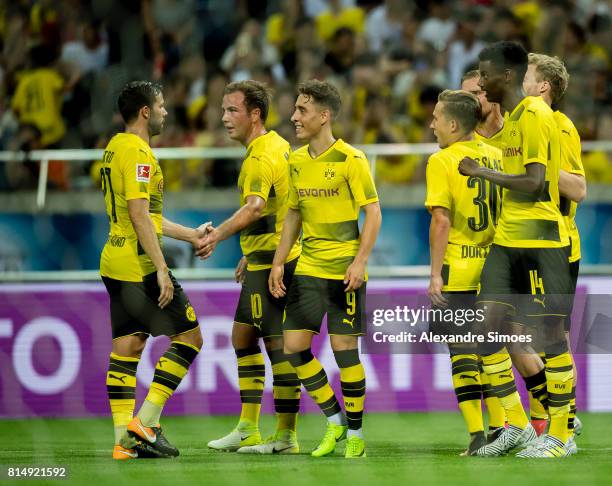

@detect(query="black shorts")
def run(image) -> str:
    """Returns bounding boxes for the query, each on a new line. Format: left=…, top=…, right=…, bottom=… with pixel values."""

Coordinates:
left=478, top=244, right=573, bottom=321
left=234, top=258, right=298, bottom=338
left=429, top=291, right=479, bottom=342
left=283, top=274, right=366, bottom=336
left=102, top=271, right=199, bottom=340
left=565, top=259, right=580, bottom=332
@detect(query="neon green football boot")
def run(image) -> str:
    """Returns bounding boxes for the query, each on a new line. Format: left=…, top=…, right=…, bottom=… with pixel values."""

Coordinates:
left=311, top=422, right=348, bottom=457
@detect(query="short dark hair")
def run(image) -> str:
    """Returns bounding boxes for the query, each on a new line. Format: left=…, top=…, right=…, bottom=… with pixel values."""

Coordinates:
left=117, top=81, right=162, bottom=124
left=224, top=80, right=272, bottom=122
left=479, top=41, right=528, bottom=84
left=438, top=89, right=482, bottom=133
left=297, top=79, right=342, bottom=118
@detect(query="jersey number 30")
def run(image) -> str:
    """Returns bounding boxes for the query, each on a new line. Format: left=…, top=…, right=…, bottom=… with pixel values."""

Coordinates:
left=467, top=176, right=499, bottom=232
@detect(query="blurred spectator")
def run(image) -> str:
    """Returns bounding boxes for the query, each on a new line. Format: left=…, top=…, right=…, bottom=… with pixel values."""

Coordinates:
left=315, top=0, right=365, bottom=42
left=61, top=18, right=109, bottom=75
left=323, top=27, right=357, bottom=78
left=416, top=0, right=456, bottom=51
left=446, top=13, right=485, bottom=89
left=365, top=0, right=406, bottom=53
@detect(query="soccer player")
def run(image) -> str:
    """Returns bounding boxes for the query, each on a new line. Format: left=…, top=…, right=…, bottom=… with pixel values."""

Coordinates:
left=459, top=41, right=574, bottom=458
left=201, top=80, right=302, bottom=454
left=426, top=89, right=504, bottom=455
left=269, top=80, right=381, bottom=458
left=523, top=52, right=587, bottom=453
left=463, top=69, right=549, bottom=437
left=100, top=81, right=204, bottom=460
left=461, top=70, right=504, bottom=143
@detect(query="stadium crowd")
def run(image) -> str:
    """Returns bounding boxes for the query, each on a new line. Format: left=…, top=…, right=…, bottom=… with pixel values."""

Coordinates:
left=0, top=0, right=610, bottom=191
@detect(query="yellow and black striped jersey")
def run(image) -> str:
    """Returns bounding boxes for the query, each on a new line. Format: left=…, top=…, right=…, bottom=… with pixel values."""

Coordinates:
left=494, top=96, right=569, bottom=249
left=554, top=110, right=585, bottom=263
left=11, top=68, right=65, bottom=146
left=99, top=133, right=163, bottom=281
left=425, top=139, right=503, bottom=290
left=288, top=139, right=378, bottom=280
left=238, top=130, right=301, bottom=270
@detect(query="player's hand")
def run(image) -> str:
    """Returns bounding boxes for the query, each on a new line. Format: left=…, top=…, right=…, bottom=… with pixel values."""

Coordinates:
left=195, top=225, right=218, bottom=259
left=157, top=269, right=174, bottom=309
left=458, top=157, right=480, bottom=177
left=344, top=260, right=366, bottom=291
left=191, top=221, right=212, bottom=249
left=235, top=256, right=247, bottom=283
left=268, top=264, right=286, bottom=298
left=428, top=275, right=448, bottom=308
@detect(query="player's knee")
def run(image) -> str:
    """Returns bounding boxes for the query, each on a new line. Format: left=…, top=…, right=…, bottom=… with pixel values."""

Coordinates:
left=232, top=322, right=258, bottom=350
left=330, top=334, right=358, bottom=352
left=174, top=328, right=203, bottom=350
left=264, top=336, right=283, bottom=353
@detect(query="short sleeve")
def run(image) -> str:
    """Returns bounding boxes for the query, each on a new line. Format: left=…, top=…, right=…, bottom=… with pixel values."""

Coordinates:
left=242, top=155, right=273, bottom=201
left=287, top=164, right=299, bottom=209
left=424, top=154, right=451, bottom=210
left=121, top=148, right=152, bottom=200
left=522, top=110, right=549, bottom=167
left=560, top=127, right=585, bottom=176
left=346, top=152, right=379, bottom=206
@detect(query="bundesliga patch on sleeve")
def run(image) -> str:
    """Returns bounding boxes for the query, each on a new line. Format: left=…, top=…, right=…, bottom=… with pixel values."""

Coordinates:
left=136, top=164, right=151, bottom=182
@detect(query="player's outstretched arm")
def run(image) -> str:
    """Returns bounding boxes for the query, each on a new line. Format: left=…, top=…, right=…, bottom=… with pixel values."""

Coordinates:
left=195, top=195, right=266, bottom=259
left=344, top=201, right=382, bottom=291
left=559, top=170, right=586, bottom=203
left=428, top=207, right=450, bottom=308
left=459, top=158, right=546, bottom=195
left=128, top=198, right=173, bottom=308
left=162, top=217, right=209, bottom=247
left=269, top=207, right=302, bottom=298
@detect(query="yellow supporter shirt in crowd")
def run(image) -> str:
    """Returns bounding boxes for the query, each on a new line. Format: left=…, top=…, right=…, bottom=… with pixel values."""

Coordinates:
left=239, top=130, right=301, bottom=270
left=288, top=139, right=378, bottom=280
left=555, top=110, right=585, bottom=263
left=494, top=96, right=569, bottom=249
left=99, top=133, right=163, bottom=282
left=425, top=139, right=503, bottom=291
left=11, top=68, right=65, bottom=146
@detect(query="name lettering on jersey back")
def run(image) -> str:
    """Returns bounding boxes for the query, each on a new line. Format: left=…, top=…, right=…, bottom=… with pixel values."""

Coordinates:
left=109, top=235, right=126, bottom=247
left=298, top=188, right=340, bottom=198
left=461, top=245, right=489, bottom=259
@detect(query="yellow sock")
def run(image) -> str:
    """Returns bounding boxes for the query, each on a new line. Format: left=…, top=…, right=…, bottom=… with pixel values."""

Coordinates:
left=451, top=354, right=484, bottom=434
left=107, top=353, right=139, bottom=444
left=269, top=349, right=301, bottom=432
left=287, top=350, right=342, bottom=418
left=480, top=360, right=506, bottom=428
left=545, top=352, right=574, bottom=443
left=335, top=349, right=366, bottom=432
left=236, top=346, right=265, bottom=427
left=523, top=368, right=549, bottom=420
left=141, top=341, right=200, bottom=426
left=481, top=349, right=528, bottom=428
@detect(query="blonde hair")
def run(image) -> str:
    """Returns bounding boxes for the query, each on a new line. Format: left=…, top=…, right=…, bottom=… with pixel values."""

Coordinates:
left=528, top=53, right=569, bottom=104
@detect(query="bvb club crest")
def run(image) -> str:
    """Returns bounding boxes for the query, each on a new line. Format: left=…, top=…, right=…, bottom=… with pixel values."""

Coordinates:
left=324, top=167, right=335, bottom=180
left=185, top=305, right=197, bottom=322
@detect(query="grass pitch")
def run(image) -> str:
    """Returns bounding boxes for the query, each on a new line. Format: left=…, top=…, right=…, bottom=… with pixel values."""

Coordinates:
left=1, top=413, right=611, bottom=485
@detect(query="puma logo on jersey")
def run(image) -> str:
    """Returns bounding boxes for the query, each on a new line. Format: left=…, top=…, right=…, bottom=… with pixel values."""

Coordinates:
left=562, top=129, right=570, bottom=135
left=533, top=296, right=546, bottom=308
left=459, top=374, right=479, bottom=382
left=108, top=373, right=127, bottom=384
left=343, top=317, right=355, bottom=328
left=527, top=109, right=536, bottom=115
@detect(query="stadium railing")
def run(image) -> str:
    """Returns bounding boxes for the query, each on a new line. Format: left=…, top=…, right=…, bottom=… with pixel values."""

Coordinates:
left=1, top=142, right=611, bottom=281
